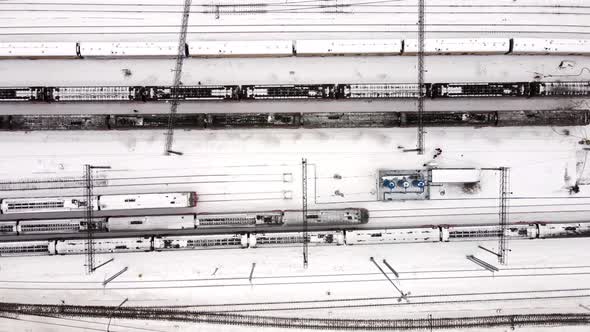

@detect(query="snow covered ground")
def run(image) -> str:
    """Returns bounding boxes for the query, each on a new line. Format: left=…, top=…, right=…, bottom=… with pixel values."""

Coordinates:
left=1, top=0, right=590, bottom=331
left=0, top=238, right=589, bottom=331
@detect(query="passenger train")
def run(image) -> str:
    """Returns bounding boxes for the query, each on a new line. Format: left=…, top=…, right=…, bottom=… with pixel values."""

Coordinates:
left=0, top=209, right=369, bottom=235
left=1, top=38, right=590, bottom=59
left=1, top=221, right=588, bottom=256
left=1, top=80, right=589, bottom=103
left=0, top=192, right=198, bottom=214
left=0, top=110, right=587, bottom=132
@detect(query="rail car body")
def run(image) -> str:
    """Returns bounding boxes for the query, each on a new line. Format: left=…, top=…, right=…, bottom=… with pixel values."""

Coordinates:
left=404, top=38, right=510, bottom=55
left=79, top=42, right=178, bottom=58
left=97, top=192, right=197, bottom=211
left=189, top=40, right=293, bottom=57
left=0, top=196, right=98, bottom=214
left=296, top=39, right=402, bottom=56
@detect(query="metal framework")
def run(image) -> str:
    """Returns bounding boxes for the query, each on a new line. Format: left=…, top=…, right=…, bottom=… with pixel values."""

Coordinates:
left=302, top=158, right=308, bottom=268
left=498, top=167, right=511, bottom=264
left=84, top=164, right=95, bottom=273
left=416, top=0, right=425, bottom=154
left=165, top=0, right=192, bottom=155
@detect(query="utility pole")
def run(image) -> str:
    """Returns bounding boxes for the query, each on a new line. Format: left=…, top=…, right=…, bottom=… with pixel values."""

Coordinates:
left=84, top=164, right=110, bottom=273
left=498, top=167, right=510, bottom=264
left=416, top=0, right=425, bottom=154
left=165, top=0, right=192, bottom=155
left=302, top=158, right=308, bottom=268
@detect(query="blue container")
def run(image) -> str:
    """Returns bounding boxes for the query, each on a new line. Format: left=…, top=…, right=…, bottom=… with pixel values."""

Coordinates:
left=412, top=179, right=425, bottom=188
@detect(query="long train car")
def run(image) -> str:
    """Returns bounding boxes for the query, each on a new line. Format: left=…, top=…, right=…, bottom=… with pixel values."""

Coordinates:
left=0, top=208, right=366, bottom=235
left=0, top=192, right=197, bottom=214
left=2, top=109, right=587, bottom=132
left=2, top=221, right=590, bottom=256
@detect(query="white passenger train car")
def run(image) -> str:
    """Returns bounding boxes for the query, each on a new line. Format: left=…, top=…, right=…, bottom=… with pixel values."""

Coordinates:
left=295, top=39, right=402, bottom=56
left=97, top=192, right=197, bottom=210
left=345, top=228, right=443, bottom=244
left=282, top=208, right=369, bottom=225
left=404, top=38, right=510, bottom=55
left=54, top=237, right=151, bottom=254
left=249, top=231, right=344, bottom=247
left=107, top=215, right=194, bottom=231
left=0, top=240, right=52, bottom=256
left=196, top=211, right=284, bottom=227
left=511, top=38, right=590, bottom=55
left=79, top=42, right=178, bottom=58
left=153, top=234, right=248, bottom=250
left=189, top=40, right=293, bottom=57
left=17, top=218, right=90, bottom=234
left=533, top=223, right=590, bottom=238
left=0, top=196, right=98, bottom=214
left=0, top=42, right=78, bottom=58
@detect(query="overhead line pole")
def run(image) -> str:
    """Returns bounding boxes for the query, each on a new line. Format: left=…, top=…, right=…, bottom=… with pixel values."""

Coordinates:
left=165, top=0, right=192, bottom=155
left=498, top=167, right=510, bottom=264
left=416, top=0, right=425, bottom=154
left=84, top=164, right=110, bottom=274
left=302, top=158, right=308, bottom=268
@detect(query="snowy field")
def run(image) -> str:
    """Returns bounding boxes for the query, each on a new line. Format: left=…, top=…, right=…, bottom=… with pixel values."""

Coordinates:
left=1, top=0, right=590, bottom=331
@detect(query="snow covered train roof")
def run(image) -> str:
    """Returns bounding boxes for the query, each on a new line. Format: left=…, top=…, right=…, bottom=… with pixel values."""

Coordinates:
left=0, top=42, right=77, bottom=58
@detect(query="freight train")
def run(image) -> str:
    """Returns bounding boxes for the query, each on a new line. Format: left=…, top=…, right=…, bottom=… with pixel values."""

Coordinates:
left=1, top=81, right=589, bottom=103
left=0, top=209, right=369, bottom=235
left=0, top=110, right=587, bottom=132
left=1, top=221, right=589, bottom=256
left=0, top=192, right=197, bottom=214
left=1, top=38, right=590, bottom=59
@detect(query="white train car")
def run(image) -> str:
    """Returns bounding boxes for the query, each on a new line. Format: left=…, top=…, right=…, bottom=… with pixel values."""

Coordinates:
left=153, top=234, right=248, bottom=250
left=196, top=211, right=284, bottom=227
left=0, top=42, right=78, bottom=58
left=79, top=42, right=178, bottom=58
left=404, top=38, right=510, bottom=55
left=107, top=215, right=194, bottom=231
left=188, top=40, right=293, bottom=57
left=295, top=39, right=402, bottom=56
left=250, top=231, right=344, bottom=247
left=534, top=223, right=590, bottom=238
left=97, top=192, right=197, bottom=211
left=17, top=218, right=94, bottom=234
left=54, top=237, right=151, bottom=254
left=345, top=228, right=442, bottom=245
left=446, top=224, right=527, bottom=241
left=0, top=196, right=98, bottom=214
left=511, top=38, right=590, bottom=55
left=0, top=221, right=18, bottom=235
left=0, top=240, right=53, bottom=256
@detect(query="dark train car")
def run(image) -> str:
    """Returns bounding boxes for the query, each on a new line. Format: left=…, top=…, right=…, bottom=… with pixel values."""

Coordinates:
left=400, top=111, right=497, bottom=127
left=302, top=112, right=401, bottom=128
left=110, top=114, right=206, bottom=129
left=0, top=115, right=12, bottom=130
left=241, top=84, right=336, bottom=99
left=0, top=87, right=46, bottom=102
left=431, top=82, right=531, bottom=98
left=8, top=115, right=109, bottom=130
left=336, top=83, right=429, bottom=99
left=206, top=113, right=301, bottom=129
left=139, top=85, right=240, bottom=101
left=531, top=81, right=590, bottom=97
left=496, top=110, right=590, bottom=127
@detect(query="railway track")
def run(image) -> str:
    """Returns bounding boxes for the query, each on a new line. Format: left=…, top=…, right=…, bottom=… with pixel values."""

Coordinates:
left=0, top=301, right=588, bottom=330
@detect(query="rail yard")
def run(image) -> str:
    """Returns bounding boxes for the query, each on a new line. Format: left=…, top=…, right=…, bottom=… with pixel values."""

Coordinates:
left=1, top=0, right=590, bottom=331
